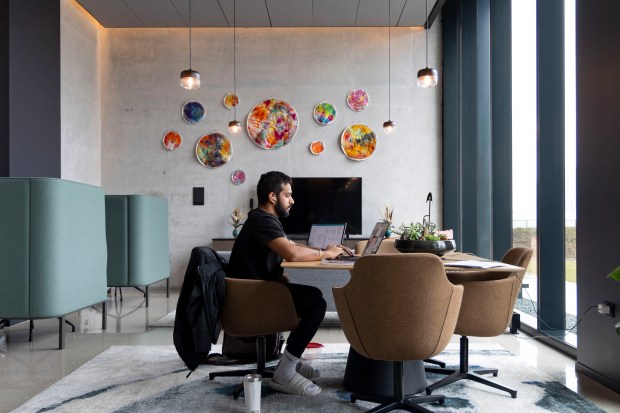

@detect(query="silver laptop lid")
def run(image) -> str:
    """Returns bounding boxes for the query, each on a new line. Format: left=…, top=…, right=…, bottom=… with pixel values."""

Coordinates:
left=361, top=221, right=391, bottom=256
left=307, top=223, right=347, bottom=249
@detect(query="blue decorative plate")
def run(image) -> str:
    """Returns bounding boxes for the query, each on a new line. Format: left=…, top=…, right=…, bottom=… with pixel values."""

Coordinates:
left=182, top=100, right=206, bottom=124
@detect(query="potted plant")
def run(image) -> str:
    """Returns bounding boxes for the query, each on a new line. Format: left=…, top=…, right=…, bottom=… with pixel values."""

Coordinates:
left=379, top=203, right=394, bottom=238
left=392, top=220, right=455, bottom=256
left=229, top=208, right=246, bottom=238
left=607, top=267, right=620, bottom=335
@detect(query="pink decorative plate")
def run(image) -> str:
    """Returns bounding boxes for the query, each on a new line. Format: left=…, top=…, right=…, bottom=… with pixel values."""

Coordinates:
left=246, top=98, right=299, bottom=150
left=231, top=169, right=246, bottom=185
left=346, top=89, right=370, bottom=112
left=162, top=131, right=182, bottom=151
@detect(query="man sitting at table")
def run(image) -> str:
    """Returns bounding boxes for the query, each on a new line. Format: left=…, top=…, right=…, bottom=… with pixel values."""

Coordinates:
left=227, top=171, right=345, bottom=396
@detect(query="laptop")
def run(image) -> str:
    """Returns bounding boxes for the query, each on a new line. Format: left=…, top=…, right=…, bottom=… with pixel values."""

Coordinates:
left=327, top=221, right=391, bottom=262
left=307, top=223, right=347, bottom=249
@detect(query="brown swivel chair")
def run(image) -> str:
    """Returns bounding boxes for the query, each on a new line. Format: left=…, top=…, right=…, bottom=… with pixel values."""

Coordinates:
left=333, top=254, right=463, bottom=413
left=425, top=247, right=533, bottom=399
left=209, top=278, right=299, bottom=399
left=354, top=239, right=448, bottom=368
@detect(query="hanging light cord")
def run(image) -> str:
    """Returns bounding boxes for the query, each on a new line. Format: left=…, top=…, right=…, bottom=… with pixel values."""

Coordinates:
left=233, top=0, right=237, bottom=120
left=388, top=0, right=391, bottom=120
left=425, top=0, right=428, bottom=67
left=189, top=0, right=193, bottom=69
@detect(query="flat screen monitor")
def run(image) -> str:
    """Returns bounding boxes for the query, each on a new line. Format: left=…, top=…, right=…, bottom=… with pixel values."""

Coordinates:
left=281, top=177, right=362, bottom=235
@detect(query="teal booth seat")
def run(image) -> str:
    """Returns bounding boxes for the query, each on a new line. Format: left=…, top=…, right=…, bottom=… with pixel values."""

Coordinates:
left=0, top=178, right=108, bottom=349
left=105, top=195, right=170, bottom=307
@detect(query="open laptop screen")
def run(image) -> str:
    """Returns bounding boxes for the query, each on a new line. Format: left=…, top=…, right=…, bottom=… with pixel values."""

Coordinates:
left=360, top=221, right=391, bottom=256
left=307, top=223, right=347, bottom=249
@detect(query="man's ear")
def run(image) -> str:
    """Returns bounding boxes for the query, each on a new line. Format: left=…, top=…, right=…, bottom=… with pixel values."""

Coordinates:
left=269, top=192, right=277, bottom=204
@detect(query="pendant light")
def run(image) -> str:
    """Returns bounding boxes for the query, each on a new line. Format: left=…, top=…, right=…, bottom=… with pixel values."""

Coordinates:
left=383, top=0, right=396, bottom=134
left=417, top=0, right=438, bottom=88
left=228, top=0, right=242, bottom=133
left=180, top=0, right=200, bottom=90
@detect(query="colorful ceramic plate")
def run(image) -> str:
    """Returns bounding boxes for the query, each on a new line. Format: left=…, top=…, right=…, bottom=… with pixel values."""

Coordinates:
left=231, top=169, right=246, bottom=185
left=313, top=101, right=337, bottom=125
left=195, top=132, right=233, bottom=168
left=223, top=92, right=240, bottom=109
left=162, top=131, right=183, bottom=151
left=246, top=98, right=299, bottom=150
left=341, top=124, right=376, bottom=161
left=309, top=140, right=325, bottom=155
left=346, top=89, right=370, bottom=112
left=182, top=100, right=206, bottom=124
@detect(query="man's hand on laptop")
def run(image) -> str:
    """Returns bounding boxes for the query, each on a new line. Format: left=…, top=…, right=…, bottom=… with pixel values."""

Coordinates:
left=322, top=244, right=347, bottom=259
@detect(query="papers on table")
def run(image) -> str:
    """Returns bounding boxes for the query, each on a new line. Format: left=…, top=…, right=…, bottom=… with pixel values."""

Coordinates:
left=443, top=260, right=512, bottom=269
left=321, top=258, right=355, bottom=266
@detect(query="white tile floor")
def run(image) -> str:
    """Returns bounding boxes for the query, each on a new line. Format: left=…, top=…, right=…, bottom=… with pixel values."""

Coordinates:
left=0, top=287, right=618, bottom=413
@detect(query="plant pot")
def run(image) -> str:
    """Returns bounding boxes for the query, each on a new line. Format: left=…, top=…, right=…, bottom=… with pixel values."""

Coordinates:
left=232, top=228, right=241, bottom=238
left=393, top=239, right=456, bottom=256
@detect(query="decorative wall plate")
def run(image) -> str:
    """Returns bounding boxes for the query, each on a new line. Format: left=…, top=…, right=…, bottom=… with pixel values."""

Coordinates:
left=346, top=89, right=370, bottom=112
left=313, top=101, right=337, bottom=125
left=223, top=92, right=240, bottom=109
left=195, top=132, right=233, bottom=168
left=182, top=100, right=206, bottom=124
left=162, top=131, right=182, bottom=151
left=246, top=98, right=299, bottom=150
left=341, top=123, right=376, bottom=161
left=309, top=140, right=325, bottom=155
left=231, top=169, right=246, bottom=185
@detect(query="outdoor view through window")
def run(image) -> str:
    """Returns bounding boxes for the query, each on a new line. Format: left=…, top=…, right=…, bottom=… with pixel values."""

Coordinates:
left=511, top=0, right=576, bottom=345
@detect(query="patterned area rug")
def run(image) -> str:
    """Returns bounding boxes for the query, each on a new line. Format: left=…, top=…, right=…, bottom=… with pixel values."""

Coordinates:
left=13, top=343, right=606, bottom=413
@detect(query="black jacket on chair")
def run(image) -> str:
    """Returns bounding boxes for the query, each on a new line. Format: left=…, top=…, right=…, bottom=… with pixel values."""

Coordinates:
left=173, top=246, right=227, bottom=371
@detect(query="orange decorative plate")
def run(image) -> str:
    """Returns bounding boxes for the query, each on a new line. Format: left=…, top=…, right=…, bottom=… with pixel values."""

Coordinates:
left=162, top=130, right=182, bottom=151
left=341, top=124, right=376, bottom=161
left=223, top=92, right=239, bottom=109
left=309, top=140, right=325, bottom=155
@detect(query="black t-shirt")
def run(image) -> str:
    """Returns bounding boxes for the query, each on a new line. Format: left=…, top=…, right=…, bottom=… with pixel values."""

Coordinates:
left=227, top=208, right=287, bottom=281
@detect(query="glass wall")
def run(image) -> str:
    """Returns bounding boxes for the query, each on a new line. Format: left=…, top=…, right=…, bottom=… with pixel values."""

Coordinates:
left=511, top=0, right=538, bottom=329
left=511, top=0, right=577, bottom=346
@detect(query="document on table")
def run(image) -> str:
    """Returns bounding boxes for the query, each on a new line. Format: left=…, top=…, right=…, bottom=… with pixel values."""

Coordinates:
left=443, top=260, right=511, bottom=269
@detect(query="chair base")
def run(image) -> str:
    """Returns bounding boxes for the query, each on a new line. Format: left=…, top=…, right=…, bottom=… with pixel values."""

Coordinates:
left=350, top=360, right=445, bottom=413
left=352, top=393, right=445, bottom=413
left=425, top=336, right=517, bottom=398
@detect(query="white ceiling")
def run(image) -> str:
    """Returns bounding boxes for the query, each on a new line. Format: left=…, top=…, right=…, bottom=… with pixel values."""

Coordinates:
left=76, top=0, right=442, bottom=28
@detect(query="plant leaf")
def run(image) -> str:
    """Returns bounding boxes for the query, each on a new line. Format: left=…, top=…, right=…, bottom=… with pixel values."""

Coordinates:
left=608, top=266, right=620, bottom=282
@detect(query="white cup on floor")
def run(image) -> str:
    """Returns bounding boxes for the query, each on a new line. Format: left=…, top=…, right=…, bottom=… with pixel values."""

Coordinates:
left=243, top=374, right=262, bottom=413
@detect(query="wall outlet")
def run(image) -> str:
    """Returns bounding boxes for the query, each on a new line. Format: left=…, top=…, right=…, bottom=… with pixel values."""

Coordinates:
left=598, top=301, right=615, bottom=317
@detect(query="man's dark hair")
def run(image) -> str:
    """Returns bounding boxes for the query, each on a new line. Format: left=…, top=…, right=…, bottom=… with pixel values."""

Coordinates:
left=257, top=171, right=292, bottom=204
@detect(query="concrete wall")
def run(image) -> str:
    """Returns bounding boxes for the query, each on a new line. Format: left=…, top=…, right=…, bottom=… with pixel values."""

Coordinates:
left=60, top=0, right=102, bottom=185
left=100, top=25, right=442, bottom=287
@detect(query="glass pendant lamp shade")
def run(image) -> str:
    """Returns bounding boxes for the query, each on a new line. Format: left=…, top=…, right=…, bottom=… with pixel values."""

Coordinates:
left=180, top=69, right=200, bottom=90
left=228, top=120, right=242, bottom=134
left=417, top=67, right=438, bottom=88
left=383, top=120, right=396, bottom=134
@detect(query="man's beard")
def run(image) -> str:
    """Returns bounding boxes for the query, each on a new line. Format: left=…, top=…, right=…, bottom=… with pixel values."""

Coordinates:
left=275, top=199, right=290, bottom=218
